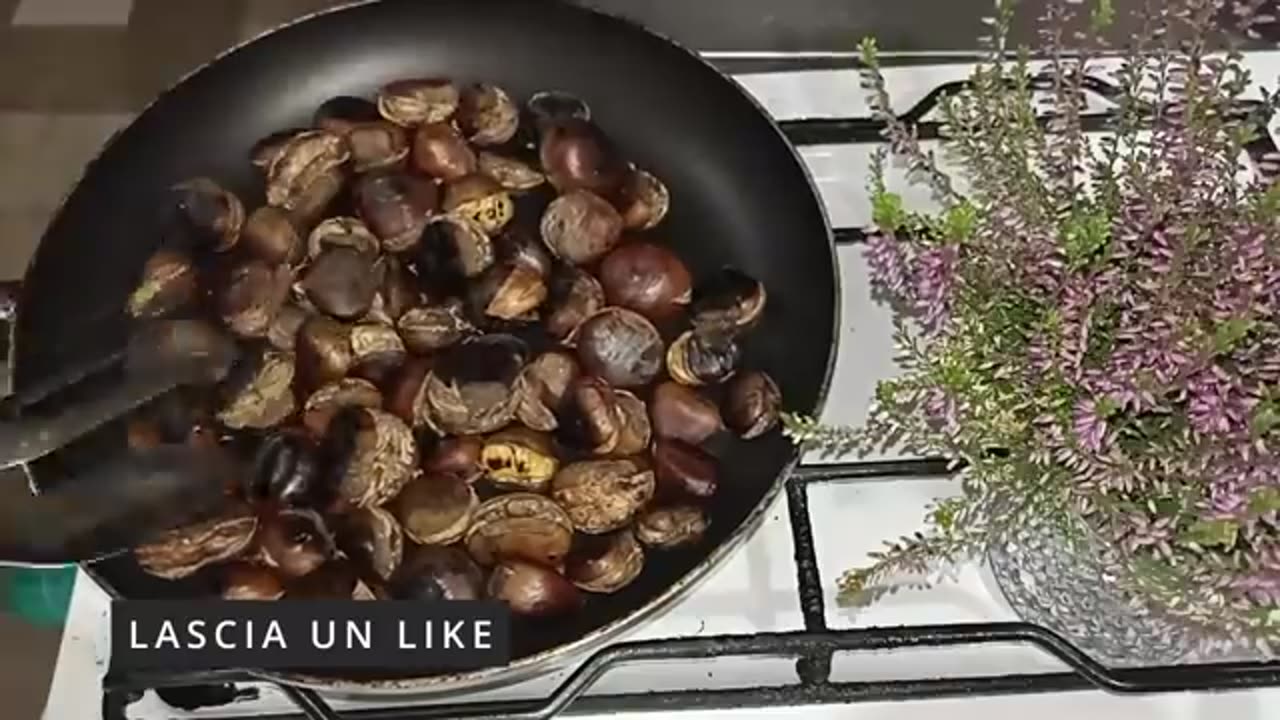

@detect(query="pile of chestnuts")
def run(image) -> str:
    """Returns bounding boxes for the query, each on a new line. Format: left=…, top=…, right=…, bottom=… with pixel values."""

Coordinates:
left=123, top=77, right=782, bottom=620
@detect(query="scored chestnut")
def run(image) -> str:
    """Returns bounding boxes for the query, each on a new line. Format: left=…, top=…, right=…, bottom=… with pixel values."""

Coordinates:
left=538, top=117, right=629, bottom=197
left=576, top=307, right=665, bottom=389
left=543, top=266, right=605, bottom=341
left=246, top=429, right=326, bottom=508
left=398, top=300, right=474, bottom=353
left=134, top=505, right=258, bottom=580
left=350, top=322, right=407, bottom=383
left=302, top=246, right=381, bottom=320
left=413, top=215, right=495, bottom=297
left=412, top=121, right=476, bottom=181
left=218, top=260, right=293, bottom=339
left=652, top=438, right=718, bottom=499
left=296, top=315, right=354, bottom=388
left=377, top=78, right=460, bottom=127
left=477, top=152, right=545, bottom=192
left=392, top=472, right=479, bottom=546
left=634, top=504, right=709, bottom=550
left=464, top=493, right=574, bottom=567
left=390, top=545, right=485, bottom=601
left=514, top=349, right=581, bottom=432
left=540, top=190, right=624, bottom=266
left=267, top=304, right=308, bottom=352
left=555, top=375, right=622, bottom=456
left=258, top=507, right=335, bottom=579
left=170, top=178, right=244, bottom=253
left=650, top=381, right=725, bottom=446
left=612, top=390, right=652, bottom=456
left=220, top=563, right=286, bottom=601
left=125, top=248, right=198, bottom=320
left=307, top=216, right=381, bottom=259
left=466, top=229, right=552, bottom=324
left=347, top=121, right=412, bottom=173
left=597, top=241, right=692, bottom=321
left=373, top=255, right=422, bottom=322
left=422, top=435, right=485, bottom=482
left=264, top=131, right=349, bottom=220
left=301, top=377, right=383, bottom=439
left=457, top=83, right=520, bottom=147
left=666, top=329, right=740, bottom=387
left=550, top=458, right=656, bottom=534
left=690, top=267, right=768, bottom=335
left=615, top=168, right=671, bottom=231
left=353, top=171, right=439, bottom=253
left=420, top=335, right=527, bottom=436
left=488, top=560, right=584, bottom=618
left=443, top=174, right=515, bottom=236
left=565, top=528, right=645, bottom=594
left=335, top=505, right=404, bottom=583
left=216, top=349, right=297, bottom=430
left=481, top=426, right=560, bottom=492
left=314, top=95, right=381, bottom=135
left=723, top=370, right=782, bottom=439
left=324, top=407, right=418, bottom=509
left=242, top=206, right=303, bottom=266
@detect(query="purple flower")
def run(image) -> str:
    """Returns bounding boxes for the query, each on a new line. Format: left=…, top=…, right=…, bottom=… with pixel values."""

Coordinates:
left=864, top=231, right=910, bottom=297
left=912, top=245, right=958, bottom=331
left=1186, top=367, right=1255, bottom=437
left=1072, top=397, right=1111, bottom=453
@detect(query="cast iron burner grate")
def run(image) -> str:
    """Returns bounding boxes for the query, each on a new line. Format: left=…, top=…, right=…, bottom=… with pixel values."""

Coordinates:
left=102, top=59, right=1280, bottom=720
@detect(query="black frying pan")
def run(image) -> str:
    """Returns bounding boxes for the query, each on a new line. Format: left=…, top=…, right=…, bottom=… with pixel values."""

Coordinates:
left=6, top=0, right=837, bottom=694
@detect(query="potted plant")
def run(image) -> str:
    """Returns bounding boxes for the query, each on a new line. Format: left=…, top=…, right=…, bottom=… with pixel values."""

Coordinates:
left=784, top=0, right=1280, bottom=662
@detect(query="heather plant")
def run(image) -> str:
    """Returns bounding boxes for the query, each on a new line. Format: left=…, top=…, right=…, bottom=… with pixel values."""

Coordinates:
left=783, top=0, right=1280, bottom=651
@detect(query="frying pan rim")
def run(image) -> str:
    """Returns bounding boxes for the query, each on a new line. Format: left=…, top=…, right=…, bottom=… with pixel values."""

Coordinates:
left=9, top=0, right=842, bottom=696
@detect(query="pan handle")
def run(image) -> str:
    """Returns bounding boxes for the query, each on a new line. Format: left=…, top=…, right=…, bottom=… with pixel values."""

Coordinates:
left=0, top=279, right=19, bottom=400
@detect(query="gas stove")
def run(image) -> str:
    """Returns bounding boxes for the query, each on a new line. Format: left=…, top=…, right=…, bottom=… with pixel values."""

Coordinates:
left=42, top=51, right=1280, bottom=720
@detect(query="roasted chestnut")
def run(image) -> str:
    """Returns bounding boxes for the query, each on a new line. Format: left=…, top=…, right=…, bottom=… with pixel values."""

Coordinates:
left=612, top=390, right=652, bottom=456
left=259, top=507, right=335, bottom=578
left=543, top=266, right=605, bottom=341
left=464, top=493, right=574, bottom=567
left=246, top=429, right=325, bottom=507
left=126, top=248, right=198, bottom=320
left=690, top=268, right=767, bottom=335
left=597, top=241, right=692, bottom=321
left=413, top=215, right=495, bottom=295
left=634, top=504, right=708, bottom=549
left=540, top=190, right=623, bottom=265
left=666, top=330, right=740, bottom=387
left=217, top=350, right=296, bottom=430
left=219, top=261, right=293, bottom=339
left=171, top=178, right=244, bottom=252
left=243, top=206, right=304, bottom=265
left=488, top=560, right=583, bottom=618
left=347, top=121, right=411, bottom=173
left=514, top=349, right=581, bottom=432
left=477, top=152, right=545, bottom=191
left=392, top=473, right=478, bottom=546
left=465, top=231, right=552, bottom=323
left=422, top=435, right=485, bottom=481
left=652, top=439, right=718, bottom=499
left=457, top=83, right=520, bottom=146
left=575, top=307, right=665, bottom=388
left=314, top=96, right=381, bottom=134
left=302, top=377, right=383, bottom=439
left=443, top=174, right=515, bottom=236
left=285, top=560, right=372, bottom=600
left=527, top=90, right=591, bottom=128
left=327, top=407, right=418, bottom=509
left=481, top=427, right=560, bottom=492
left=372, top=255, right=422, bottom=322
left=307, top=216, right=381, bottom=259
left=267, top=305, right=308, bottom=352
left=615, top=169, right=671, bottom=231
left=378, top=78, right=460, bottom=126
left=550, top=458, right=656, bottom=534
left=398, top=300, right=474, bottom=353
left=221, top=563, right=286, bottom=600
left=125, top=319, right=239, bottom=386
left=390, top=545, right=484, bottom=601
left=353, top=171, right=440, bottom=253
left=723, top=370, right=782, bottom=439
left=565, top=529, right=645, bottom=593
left=296, top=315, right=354, bottom=387
left=134, top=506, right=258, bottom=579
left=336, top=506, right=404, bottom=583
left=265, top=131, right=349, bottom=218
left=350, top=322, right=407, bottom=381
left=556, top=375, right=622, bottom=456
left=301, top=247, right=380, bottom=320
left=251, top=129, right=305, bottom=171
left=539, top=118, right=629, bottom=196
left=650, top=381, right=724, bottom=445
left=412, top=122, right=477, bottom=181
left=421, top=335, right=527, bottom=435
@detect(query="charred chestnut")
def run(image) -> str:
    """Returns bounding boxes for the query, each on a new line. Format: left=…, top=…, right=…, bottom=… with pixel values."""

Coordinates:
left=171, top=178, right=244, bottom=252
left=540, top=190, right=623, bottom=265
left=421, top=335, right=527, bottom=435
left=457, top=83, right=519, bottom=146
left=301, top=247, right=380, bottom=320
left=126, top=248, right=198, bottom=320
left=134, top=506, right=258, bottom=579
left=666, top=330, right=740, bottom=387
left=465, top=231, right=552, bottom=323
left=556, top=375, right=622, bottom=456
left=481, top=427, right=559, bottom=492
left=350, top=322, right=407, bottom=381
left=443, top=174, right=515, bottom=236
left=314, top=96, right=381, bottom=134
left=307, top=216, right=381, bottom=259
left=378, top=78, right=460, bottom=126
left=615, top=169, right=670, bottom=231
left=464, top=493, right=574, bottom=567
left=477, top=152, right=545, bottom=191
left=612, top=390, right=652, bottom=456
left=392, top=473, right=478, bottom=546
left=488, top=560, right=583, bottom=618
left=634, top=504, right=708, bottom=549
left=328, top=407, right=418, bottom=509
left=575, top=308, right=665, bottom=388
left=243, top=206, right=303, bottom=265
left=412, top=121, right=476, bottom=181
left=565, top=528, right=645, bottom=593
left=539, top=118, right=629, bottom=196
left=302, top=377, right=383, bottom=439
left=265, top=131, right=349, bottom=218
left=296, top=315, right=354, bottom=387
left=543, top=266, right=605, bottom=342
left=723, top=370, right=782, bottom=439
left=413, top=215, right=495, bottom=295
left=246, top=429, right=325, bottom=507
left=221, top=563, right=285, bottom=600
left=336, top=506, right=404, bottom=583
left=216, top=350, right=296, bottom=430
left=219, top=261, right=293, bottom=339
left=651, top=381, right=724, bottom=445
left=398, top=300, right=474, bottom=353
left=652, top=439, right=717, bottom=499
left=390, top=545, right=484, bottom=601
left=597, top=241, right=692, bottom=321
left=348, top=121, right=411, bottom=173
left=690, top=268, right=767, bottom=335
left=422, top=435, right=485, bottom=482
left=373, top=255, right=422, bottom=322
left=259, top=507, right=335, bottom=578
left=353, top=171, right=439, bottom=253
left=514, top=349, right=581, bottom=432
left=550, top=458, right=656, bottom=534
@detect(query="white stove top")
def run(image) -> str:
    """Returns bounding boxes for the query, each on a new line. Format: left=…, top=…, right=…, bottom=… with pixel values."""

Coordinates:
left=42, top=54, right=1280, bottom=720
